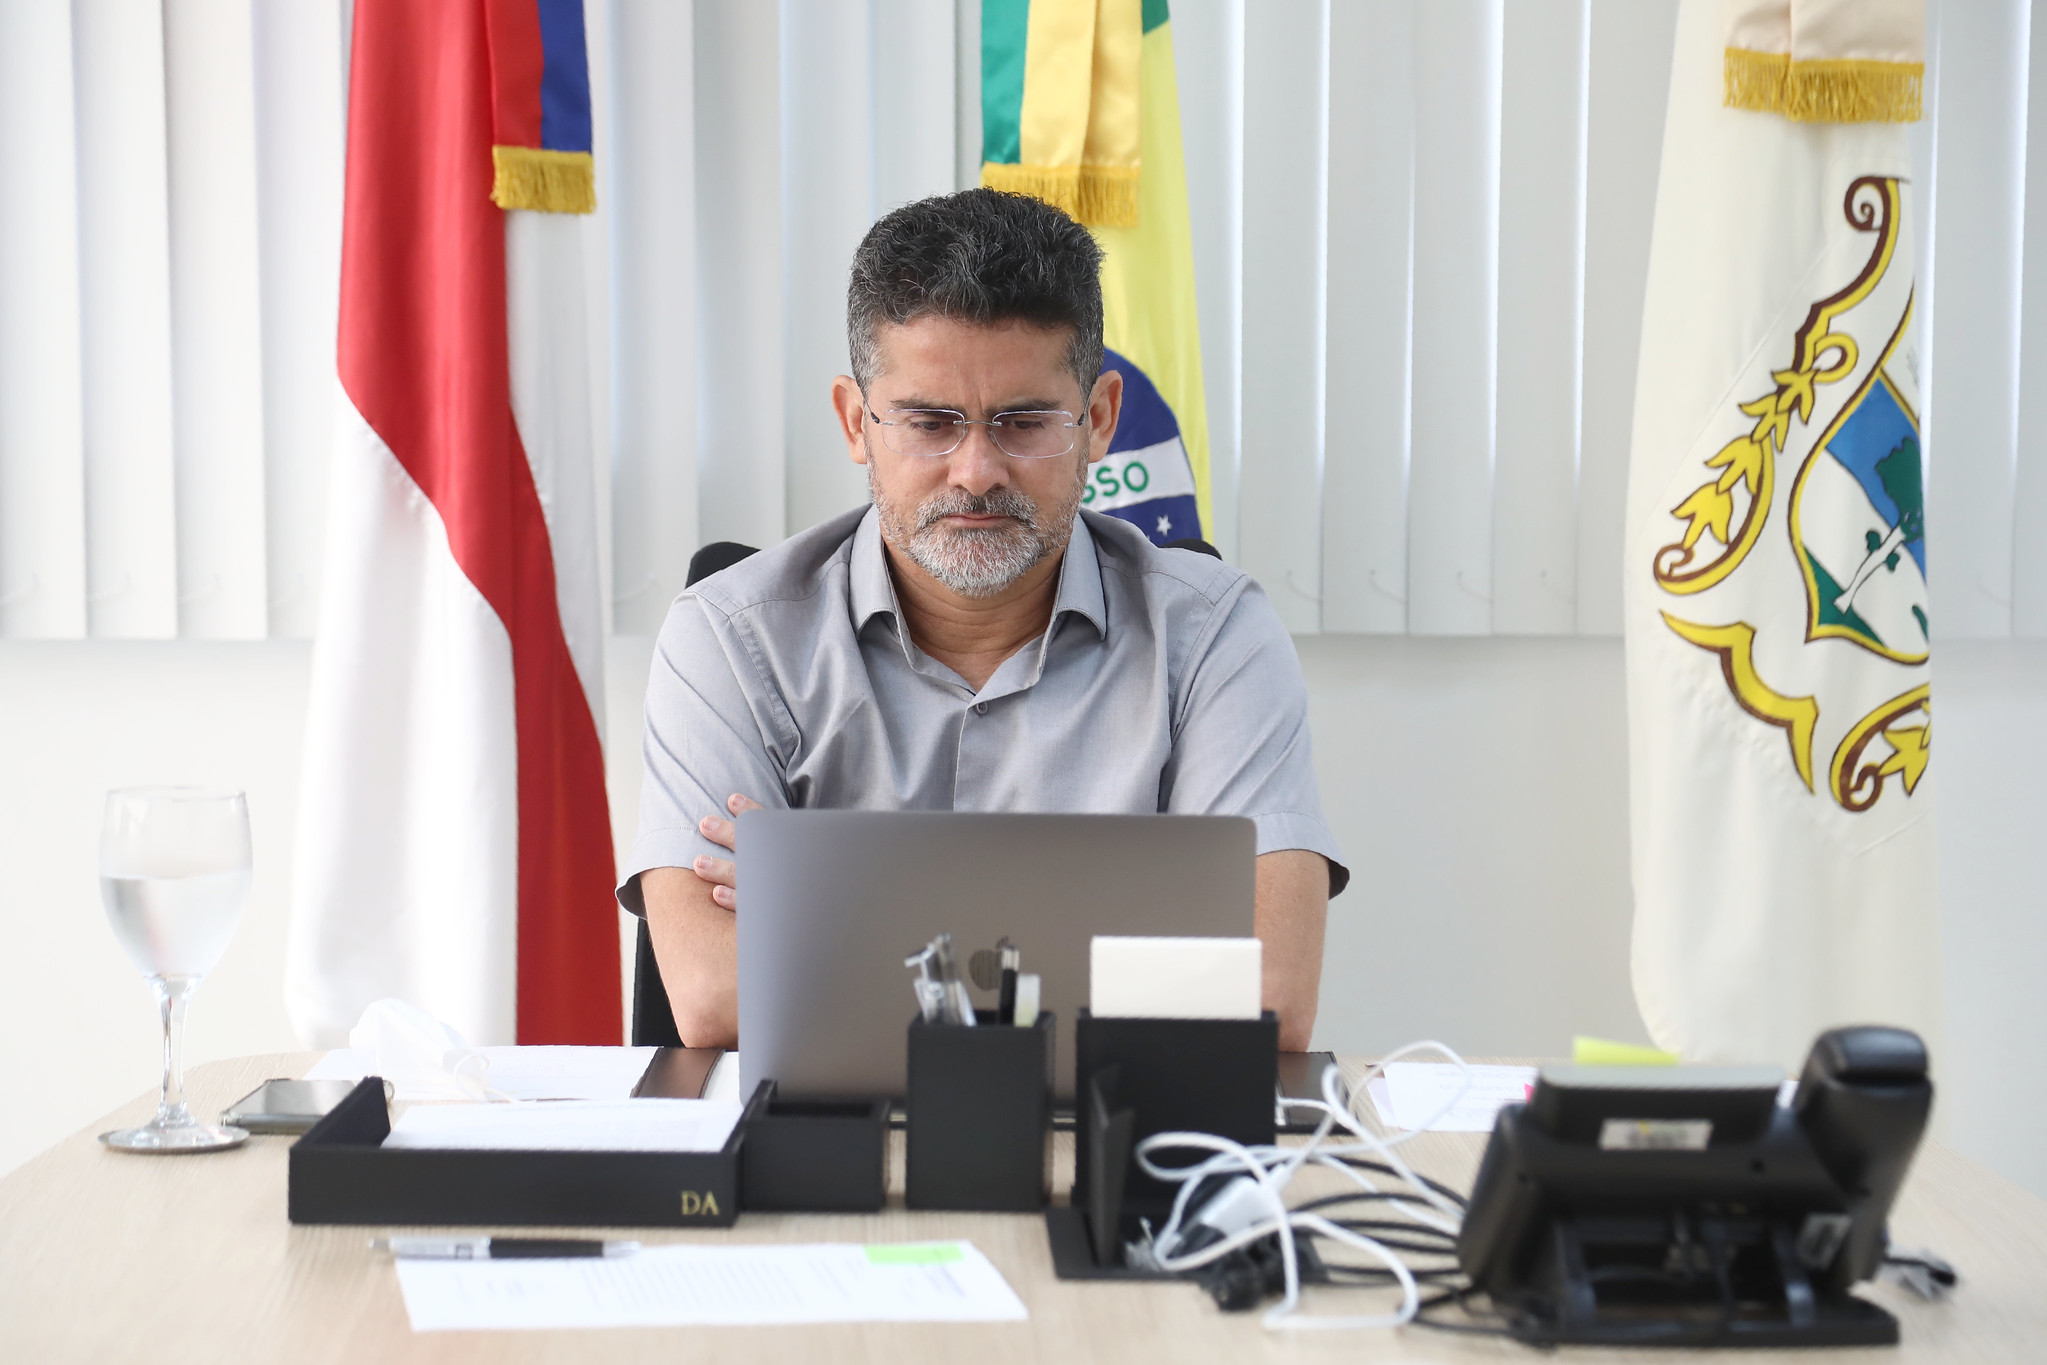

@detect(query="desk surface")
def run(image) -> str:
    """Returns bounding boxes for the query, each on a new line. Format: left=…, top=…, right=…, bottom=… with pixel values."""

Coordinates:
left=3, top=1053, right=2043, bottom=1364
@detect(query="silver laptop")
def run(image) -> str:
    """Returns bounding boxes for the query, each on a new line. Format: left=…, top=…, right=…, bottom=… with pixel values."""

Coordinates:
left=736, top=811, right=1255, bottom=1102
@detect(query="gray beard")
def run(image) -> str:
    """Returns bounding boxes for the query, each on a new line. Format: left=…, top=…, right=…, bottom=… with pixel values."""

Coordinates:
left=869, top=463, right=1083, bottom=598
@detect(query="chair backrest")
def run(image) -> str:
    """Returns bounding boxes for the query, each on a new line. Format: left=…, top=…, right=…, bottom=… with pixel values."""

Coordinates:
left=629, top=541, right=758, bottom=1048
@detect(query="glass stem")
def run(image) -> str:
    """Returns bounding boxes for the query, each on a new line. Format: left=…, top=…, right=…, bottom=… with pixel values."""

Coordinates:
left=152, top=976, right=197, bottom=1128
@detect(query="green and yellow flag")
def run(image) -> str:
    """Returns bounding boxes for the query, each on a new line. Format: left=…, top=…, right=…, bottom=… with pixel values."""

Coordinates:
left=982, top=0, right=1211, bottom=544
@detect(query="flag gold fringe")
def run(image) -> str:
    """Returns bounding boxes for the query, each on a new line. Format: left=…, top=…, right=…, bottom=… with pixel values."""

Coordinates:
left=1723, top=49, right=1922, bottom=124
left=491, top=146, right=597, bottom=214
left=1785, top=59, right=1922, bottom=124
left=1724, top=47, right=1791, bottom=114
left=981, top=161, right=1139, bottom=228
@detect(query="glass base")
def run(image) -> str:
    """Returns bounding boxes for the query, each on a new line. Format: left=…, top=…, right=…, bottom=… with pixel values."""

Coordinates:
left=99, top=1122, right=249, bottom=1154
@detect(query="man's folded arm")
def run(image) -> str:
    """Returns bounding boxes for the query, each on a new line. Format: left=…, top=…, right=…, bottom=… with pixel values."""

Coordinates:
left=640, top=866, right=738, bottom=1048
left=622, top=598, right=789, bottom=1046
left=1165, top=579, right=1346, bottom=1050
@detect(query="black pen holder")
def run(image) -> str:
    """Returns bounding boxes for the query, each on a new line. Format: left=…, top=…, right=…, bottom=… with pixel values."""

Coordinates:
left=1072, top=1008, right=1279, bottom=1219
left=906, top=1010, right=1054, bottom=1211
left=739, top=1081, right=890, bottom=1213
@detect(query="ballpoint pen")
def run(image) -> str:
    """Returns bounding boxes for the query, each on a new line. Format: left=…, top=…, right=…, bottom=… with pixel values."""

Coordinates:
left=372, top=1236, right=640, bottom=1259
left=998, top=939, right=1020, bottom=1025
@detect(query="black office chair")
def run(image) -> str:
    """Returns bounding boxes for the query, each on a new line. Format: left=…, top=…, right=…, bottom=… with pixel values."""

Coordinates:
left=627, top=531, right=1221, bottom=1045
left=630, top=542, right=758, bottom=1048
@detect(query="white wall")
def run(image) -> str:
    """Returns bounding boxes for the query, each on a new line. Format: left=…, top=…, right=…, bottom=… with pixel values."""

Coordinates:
left=9, top=637, right=2045, bottom=1202
left=0, top=642, right=310, bottom=1175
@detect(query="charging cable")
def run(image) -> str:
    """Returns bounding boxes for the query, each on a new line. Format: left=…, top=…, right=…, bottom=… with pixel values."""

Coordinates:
left=1131, top=1040, right=1476, bottom=1331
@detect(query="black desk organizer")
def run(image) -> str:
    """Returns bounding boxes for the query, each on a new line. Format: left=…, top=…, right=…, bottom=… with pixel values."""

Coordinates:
left=906, top=1011, right=1054, bottom=1211
left=740, top=1082, right=890, bottom=1213
left=288, top=1076, right=744, bottom=1227
left=1047, top=1009, right=1280, bottom=1280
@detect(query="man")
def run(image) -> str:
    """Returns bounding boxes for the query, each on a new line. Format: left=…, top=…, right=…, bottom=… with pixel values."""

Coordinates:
left=619, top=189, right=1346, bottom=1050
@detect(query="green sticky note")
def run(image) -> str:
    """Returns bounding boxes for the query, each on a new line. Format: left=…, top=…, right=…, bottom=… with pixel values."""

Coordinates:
left=865, top=1243, right=965, bottom=1266
left=1573, top=1036, right=1681, bottom=1066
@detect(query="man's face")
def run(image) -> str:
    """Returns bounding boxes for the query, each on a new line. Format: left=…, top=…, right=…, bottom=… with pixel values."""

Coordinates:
left=837, top=315, right=1120, bottom=599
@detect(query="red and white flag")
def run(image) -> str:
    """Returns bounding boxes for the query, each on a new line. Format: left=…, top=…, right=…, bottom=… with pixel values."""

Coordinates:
left=286, top=0, right=618, bottom=1046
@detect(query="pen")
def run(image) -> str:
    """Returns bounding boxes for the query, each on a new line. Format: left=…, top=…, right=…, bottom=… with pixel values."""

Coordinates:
left=372, top=1236, right=640, bottom=1260
left=998, top=940, right=1020, bottom=1025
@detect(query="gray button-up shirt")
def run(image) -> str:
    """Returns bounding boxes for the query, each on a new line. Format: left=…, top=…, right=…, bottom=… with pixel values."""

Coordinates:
left=618, top=506, right=1347, bottom=912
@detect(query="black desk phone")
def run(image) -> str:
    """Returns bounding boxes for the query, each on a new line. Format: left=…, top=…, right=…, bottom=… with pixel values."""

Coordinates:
left=1457, top=1026, right=1933, bottom=1348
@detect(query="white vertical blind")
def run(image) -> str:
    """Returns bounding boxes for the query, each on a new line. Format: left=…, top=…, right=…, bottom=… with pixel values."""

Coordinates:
left=1, top=0, right=2042, bottom=645
left=0, top=3, right=88, bottom=639
left=1491, top=0, right=1587, bottom=636
left=607, top=0, right=699, bottom=636
left=1237, top=0, right=1329, bottom=635
left=251, top=0, right=343, bottom=641
left=1171, top=0, right=1244, bottom=577
left=1575, top=0, right=1679, bottom=636
left=74, top=0, right=180, bottom=640
left=1406, top=0, right=1502, bottom=636
left=163, top=0, right=270, bottom=640
left=1927, top=0, right=2029, bottom=640
left=1321, top=0, right=1414, bottom=634
left=874, top=1, right=962, bottom=213
left=2015, top=0, right=2047, bottom=637
left=692, top=0, right=786, bottom=556
left=782, top=0, right=881, bottom=536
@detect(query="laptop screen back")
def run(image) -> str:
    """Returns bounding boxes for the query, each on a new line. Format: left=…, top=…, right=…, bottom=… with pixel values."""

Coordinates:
left=736, top=811, right=1256, bottom=1101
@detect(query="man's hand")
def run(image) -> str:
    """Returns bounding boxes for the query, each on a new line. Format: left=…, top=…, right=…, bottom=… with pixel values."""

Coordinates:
left=1255, top=849, right=1329, bottom=1051
left=689, top=792, right=762, bottom=911
left=642, top=793, right=762, bottom=1048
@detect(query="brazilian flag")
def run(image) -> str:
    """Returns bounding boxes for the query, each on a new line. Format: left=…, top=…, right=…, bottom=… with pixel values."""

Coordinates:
left=981, top=0, right=1211, bottom=546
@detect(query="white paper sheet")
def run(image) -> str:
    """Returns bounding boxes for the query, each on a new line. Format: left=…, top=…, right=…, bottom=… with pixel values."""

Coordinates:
left=395, top=1241, right=1028, bottom=1331
left=382, top=1098, right=743, bottom=1153
left=1365, top=1063, right=1538, bottom=1133
left=305, top=1046, right=658, bottom=1102
left=702, top=1051, right=742, bottom=1104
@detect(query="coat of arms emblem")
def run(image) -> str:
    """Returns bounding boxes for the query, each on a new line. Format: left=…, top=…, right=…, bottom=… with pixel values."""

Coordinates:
left=1648, top=175, right=1930, bottom=835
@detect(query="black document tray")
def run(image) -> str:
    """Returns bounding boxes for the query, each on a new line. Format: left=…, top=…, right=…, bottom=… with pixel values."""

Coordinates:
left=287, top=1076, right=746, bottom=1227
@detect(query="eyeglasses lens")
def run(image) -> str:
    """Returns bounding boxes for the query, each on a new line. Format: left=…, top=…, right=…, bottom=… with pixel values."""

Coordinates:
left=876, top=410, right=1078, bottom=460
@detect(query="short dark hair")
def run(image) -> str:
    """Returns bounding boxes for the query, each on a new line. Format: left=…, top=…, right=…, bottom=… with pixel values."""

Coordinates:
left=846, top=188, right=1106, bottom=398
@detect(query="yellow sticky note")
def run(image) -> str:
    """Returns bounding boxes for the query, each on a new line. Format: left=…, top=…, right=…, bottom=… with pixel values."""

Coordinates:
left=1573, top=1036, right=1680, bottom=1066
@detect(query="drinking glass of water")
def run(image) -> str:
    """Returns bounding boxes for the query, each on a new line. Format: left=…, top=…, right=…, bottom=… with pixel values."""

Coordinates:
left=98, top=787, right=253, bottom=1153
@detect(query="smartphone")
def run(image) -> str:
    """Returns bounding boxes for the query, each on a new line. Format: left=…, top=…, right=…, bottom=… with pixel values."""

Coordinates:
left=1276, top=1051, right=1342, bottom=1133
left=220, top=1078, right=386, bottom=1134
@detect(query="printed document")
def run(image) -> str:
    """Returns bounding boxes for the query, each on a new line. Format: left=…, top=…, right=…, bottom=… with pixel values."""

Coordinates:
left=396, top=1241, right=1028, bottom=1331
left=382, top=1098, right=743, bottom=1153
left=1366, top=1063, right=1538, bottom=1133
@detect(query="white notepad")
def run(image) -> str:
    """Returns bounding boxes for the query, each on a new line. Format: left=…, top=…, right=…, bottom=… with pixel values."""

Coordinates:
left=395, top=1241, right=1028, bottom=1331
left=1365, top=1063, right=1538, bottom=1132
left=1089, top=935, right=1262, bottom=1019
left=381, top=1098, right=743, bottom=1153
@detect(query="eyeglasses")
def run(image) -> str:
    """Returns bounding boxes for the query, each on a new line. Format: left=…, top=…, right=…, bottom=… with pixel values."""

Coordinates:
left=867, top=407, right=1086, bottom=460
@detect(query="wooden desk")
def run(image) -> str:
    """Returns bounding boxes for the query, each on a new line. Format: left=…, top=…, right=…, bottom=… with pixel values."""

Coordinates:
left=3, top=1053, right=2043, bottom=1363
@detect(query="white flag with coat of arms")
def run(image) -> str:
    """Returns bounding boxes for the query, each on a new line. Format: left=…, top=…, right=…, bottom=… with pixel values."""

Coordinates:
left=1625, top=0, right=1940, bottom=1068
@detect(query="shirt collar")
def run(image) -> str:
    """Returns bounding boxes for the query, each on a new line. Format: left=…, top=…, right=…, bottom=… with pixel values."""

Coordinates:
left=849, top=504, right=1110, bottom=647
left=1050, top=513, right=1108, bottom=639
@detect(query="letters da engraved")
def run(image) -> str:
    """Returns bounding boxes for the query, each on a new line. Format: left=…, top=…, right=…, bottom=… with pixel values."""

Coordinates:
left=679, top=1189, right=721, bottom=1218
